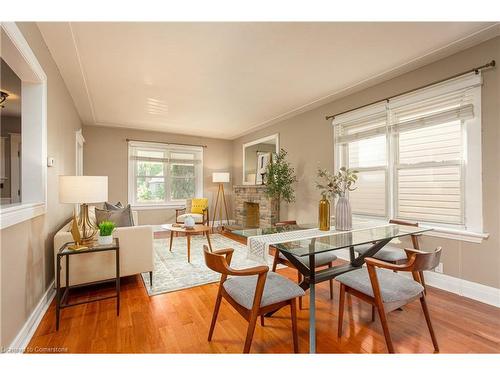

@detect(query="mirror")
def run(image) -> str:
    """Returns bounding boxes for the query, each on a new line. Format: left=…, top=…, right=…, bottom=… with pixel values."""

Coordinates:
left=242, top=133, right=279, bottom=185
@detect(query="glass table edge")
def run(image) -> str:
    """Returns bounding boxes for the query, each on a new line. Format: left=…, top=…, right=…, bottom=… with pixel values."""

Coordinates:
left=273, top=226, right=433, bottom=257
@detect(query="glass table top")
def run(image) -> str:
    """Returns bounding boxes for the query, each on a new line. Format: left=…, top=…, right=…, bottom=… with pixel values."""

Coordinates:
left=230, top=223, right=316, bottom=238
left=273, top=224, right=431, bottom=257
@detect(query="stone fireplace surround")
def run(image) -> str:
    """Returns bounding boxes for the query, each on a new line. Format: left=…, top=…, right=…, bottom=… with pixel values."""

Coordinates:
left=233, top=185, right=278, bottom=228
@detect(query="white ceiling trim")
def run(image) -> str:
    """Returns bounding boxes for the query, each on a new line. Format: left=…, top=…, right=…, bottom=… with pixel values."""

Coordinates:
left=69, top=22, right=98, bottom=125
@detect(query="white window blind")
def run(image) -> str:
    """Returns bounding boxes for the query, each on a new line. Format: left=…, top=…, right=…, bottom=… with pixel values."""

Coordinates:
left=333, top=72, right=482, bottom=230
left=128, top=142, right=203, bottom=207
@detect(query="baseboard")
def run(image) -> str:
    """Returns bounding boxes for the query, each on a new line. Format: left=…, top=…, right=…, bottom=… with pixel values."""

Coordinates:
left=5, top=280, right=56, bottom=353
left=335, top=250, right=500, bottom=308
left=209, top=219, right=236, bottom=226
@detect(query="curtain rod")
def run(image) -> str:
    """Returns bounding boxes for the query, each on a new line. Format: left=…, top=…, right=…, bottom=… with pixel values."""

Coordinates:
left=126, top=138, right=207, bottom=148
left=325, top=60, right=496, bottom=121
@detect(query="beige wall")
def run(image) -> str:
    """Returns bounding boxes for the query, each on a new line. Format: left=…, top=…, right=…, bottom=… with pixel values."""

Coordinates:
left=82, top=125, right=233, bottom=225
left=0, top=23, right=82, bottom=347
left=233, top=37, right=500, bottom=289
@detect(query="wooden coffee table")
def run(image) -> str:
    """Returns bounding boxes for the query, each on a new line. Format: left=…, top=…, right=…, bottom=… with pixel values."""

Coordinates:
left=161, top=224, right=212, bottom=263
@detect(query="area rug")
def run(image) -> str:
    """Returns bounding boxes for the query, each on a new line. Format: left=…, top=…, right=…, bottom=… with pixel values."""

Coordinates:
left=141, top=234, right=277, bottom=296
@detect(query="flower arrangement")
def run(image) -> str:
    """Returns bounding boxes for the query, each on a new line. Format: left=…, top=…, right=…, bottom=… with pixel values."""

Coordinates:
left=316, top=167, right=359, bottom=199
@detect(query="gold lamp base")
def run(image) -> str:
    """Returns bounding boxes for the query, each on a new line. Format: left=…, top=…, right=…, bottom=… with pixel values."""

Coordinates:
left=68, top=204, right=97, bottom=250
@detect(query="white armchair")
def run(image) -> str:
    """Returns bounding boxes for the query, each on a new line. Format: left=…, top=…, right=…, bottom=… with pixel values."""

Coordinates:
left=53, top=207, right=154, bottom=287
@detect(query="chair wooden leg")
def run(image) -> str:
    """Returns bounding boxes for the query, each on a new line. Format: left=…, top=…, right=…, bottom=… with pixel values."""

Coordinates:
left=297, top=271, right=304, bottom=310
left=371, top=305, right=375, bottom=322
left=260, top=315, right=265, bottom=326
left=272, top=251, right=279, bottom=272
left=243, top=311, right=259, bottom=353
left=420, top=295, right=439, bottom=352
left=328, top=262, right=334, bottom=300
left=419, top=271, right=427, bottom=295
left=375, top=302, right=394, bottom=353
left=208, top=292, right=223, bottom=341
left=290, top=299, right=299, bottom=353
left=337, top=284, right=346, bottom=338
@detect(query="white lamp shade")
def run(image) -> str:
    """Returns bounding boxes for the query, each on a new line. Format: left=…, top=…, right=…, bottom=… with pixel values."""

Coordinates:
left=59, top=176, right=108, bottom=204
left=212, top=172, right=230, bottom=183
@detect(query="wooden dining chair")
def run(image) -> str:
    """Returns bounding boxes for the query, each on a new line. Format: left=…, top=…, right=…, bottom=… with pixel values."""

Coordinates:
left=271, top=220, right=336, bottom=309
left=355, top=219, right=427, bottom=292
left=336, top=247, right=442, bottom=353
left=203, top=245, right=305, bottom=353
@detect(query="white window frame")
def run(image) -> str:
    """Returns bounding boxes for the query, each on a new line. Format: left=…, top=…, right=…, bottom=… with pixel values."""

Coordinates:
left=127, top=141, right=203, bottom=210
left=334, top=74, right=488, bottom=243
left=0, top=22, right=47, bottom=229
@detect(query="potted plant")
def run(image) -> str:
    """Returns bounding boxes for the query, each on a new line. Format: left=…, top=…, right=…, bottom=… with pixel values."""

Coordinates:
left=98, top=220, right=115, bottom=245
left=264, top=148, right=298, bottom=222
left=316, top=167, right=358, bottom=230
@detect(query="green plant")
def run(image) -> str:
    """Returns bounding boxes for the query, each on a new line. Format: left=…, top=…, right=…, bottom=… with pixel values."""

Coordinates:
left=98, top=220, right=115, bottom=236
left=316, top=167, right=358, bottom=199
left=264, top=148, right=298, bottom=219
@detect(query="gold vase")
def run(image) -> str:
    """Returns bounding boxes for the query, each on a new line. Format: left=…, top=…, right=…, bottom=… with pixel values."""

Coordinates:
left=318, top=194, right=330, bottom=231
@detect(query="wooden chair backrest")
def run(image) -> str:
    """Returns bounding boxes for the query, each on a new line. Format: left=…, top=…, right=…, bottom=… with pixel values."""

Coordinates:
left=389, top=219, right=420, bottom=249
left=405, top=247, right=442, bottom=272
left=203, top=246, right=232, bottom=275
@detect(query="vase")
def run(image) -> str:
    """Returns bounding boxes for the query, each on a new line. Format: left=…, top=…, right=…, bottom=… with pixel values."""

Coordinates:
left=98, top=235, right=113, bottom=245
left=318, top=194, right=330, bottom=231
left=335, top=196, right=352, bottom=231
left=184, top=215, right=196, bottom=229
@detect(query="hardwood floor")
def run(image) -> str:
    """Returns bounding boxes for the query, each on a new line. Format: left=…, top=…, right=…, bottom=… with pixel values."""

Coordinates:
left=27, top=256, right=500, bottom=353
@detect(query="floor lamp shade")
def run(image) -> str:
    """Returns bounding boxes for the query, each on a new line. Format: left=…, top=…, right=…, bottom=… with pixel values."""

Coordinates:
left=59, top=176, right=108, bottom=204
left=212, top=172, right=230, bottom=183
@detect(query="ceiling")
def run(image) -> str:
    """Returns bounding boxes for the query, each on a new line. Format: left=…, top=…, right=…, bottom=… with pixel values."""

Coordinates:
left=38, top=22, right=499, bottom=139
left=0, top=58, right=22, bottom=117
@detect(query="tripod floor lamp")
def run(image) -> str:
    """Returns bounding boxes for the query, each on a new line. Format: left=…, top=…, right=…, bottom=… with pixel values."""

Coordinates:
left=212, top=172, right=230, bottom=230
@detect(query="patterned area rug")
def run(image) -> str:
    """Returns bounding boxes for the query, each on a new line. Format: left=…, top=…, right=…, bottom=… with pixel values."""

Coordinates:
left=141, top=234, right=276, bottom=296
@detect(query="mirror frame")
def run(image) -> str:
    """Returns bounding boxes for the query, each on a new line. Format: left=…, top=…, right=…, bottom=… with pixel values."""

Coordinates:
left=242, top=133, right=279, bottom=185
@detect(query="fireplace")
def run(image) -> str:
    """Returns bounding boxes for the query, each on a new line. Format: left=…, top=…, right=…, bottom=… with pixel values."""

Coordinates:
left=244, top=202, right=260, bottom=228
left=233, top=185, right=278, bottom=228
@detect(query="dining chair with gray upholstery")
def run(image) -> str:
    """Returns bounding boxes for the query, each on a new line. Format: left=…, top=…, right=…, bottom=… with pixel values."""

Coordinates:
left=335, top=247, right=442, bottom=353
left=203, top=245, right=305, bottom=353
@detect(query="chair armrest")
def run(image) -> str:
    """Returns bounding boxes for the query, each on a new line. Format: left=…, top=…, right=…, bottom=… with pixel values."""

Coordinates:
left=175, top=207, right=186, bottom=218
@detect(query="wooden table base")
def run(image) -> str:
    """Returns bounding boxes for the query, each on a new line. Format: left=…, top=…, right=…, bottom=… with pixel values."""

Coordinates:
left=169, top=230, right=212, bottom=262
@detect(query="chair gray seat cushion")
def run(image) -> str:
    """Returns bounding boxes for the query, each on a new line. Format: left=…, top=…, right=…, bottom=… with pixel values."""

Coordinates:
left=355, top=244, right=407, bottom=262
left=279, top=250, right=337, bottom=267
left=223, top=272, right=305, bottom=310
left=335, top=268, right=424, bottom=303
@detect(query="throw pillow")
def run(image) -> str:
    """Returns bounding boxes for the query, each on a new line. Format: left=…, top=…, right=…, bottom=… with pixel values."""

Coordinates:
left=191, top=198, right=208, bottom=214
left=95, top=205, right=134, bottom=227
left=104, top=201, right=124, bottom=210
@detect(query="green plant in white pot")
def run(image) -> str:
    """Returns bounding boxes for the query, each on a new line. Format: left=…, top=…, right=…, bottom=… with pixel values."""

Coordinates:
left=98, top=220, right=115, bottom=245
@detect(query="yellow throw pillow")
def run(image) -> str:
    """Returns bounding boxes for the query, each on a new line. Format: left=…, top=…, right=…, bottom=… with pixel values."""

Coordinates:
left=191, top=198, right=208, bottom=214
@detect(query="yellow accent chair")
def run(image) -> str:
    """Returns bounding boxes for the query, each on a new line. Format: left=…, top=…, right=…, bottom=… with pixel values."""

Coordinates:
left=176, top=198, right=209, bottom=226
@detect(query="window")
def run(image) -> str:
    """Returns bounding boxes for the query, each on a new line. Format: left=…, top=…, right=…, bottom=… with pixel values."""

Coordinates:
left=128, top=141, right=203, bottom=207
left=334, top=72, right=482, bottom=232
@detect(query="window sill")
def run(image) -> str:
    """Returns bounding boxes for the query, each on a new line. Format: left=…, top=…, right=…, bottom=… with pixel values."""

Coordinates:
left=352, top=215, right=489, bottom=244
left=0, top=202, right=46, bottom=229
left=131, top=203, right=185, bottom=211
left=422, top=226, right=489, bottom=244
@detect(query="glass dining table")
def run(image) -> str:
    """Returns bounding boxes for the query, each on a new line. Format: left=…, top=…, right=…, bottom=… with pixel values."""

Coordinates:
left=231, top=223, right=432, bottom=353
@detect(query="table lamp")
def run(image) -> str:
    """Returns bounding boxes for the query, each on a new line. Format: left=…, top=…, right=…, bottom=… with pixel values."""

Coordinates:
left=59, top=176, right=108, bottom=248
left=212, top=172, right=230, bottom=230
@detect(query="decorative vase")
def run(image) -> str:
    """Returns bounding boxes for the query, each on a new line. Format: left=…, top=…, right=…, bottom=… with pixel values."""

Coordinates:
left=318, top=194, right=330, bottom=231
left=335, top=196, right=352, bottom=230
left=184, top=215, right=195, bottom=229
left=98, top=235, right=113, bottom=245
